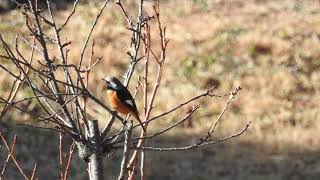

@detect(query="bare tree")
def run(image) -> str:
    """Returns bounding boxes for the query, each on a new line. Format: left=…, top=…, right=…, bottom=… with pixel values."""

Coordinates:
left=0, top=0, right=251, bottom=180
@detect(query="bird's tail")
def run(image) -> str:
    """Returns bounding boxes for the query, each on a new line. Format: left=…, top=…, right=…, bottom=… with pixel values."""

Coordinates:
left=132, top=111, right=146, bottom=132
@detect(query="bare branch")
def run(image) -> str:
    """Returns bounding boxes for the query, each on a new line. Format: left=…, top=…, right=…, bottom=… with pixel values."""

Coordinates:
left=127, top=3, right=169, bottom=177
left=16, top=124, right=64, bottom=133
left=115, top=0, right=132, bottom=26
left=63, top=142, right=76, bottom=180
left=30, top=163, right=37, bottom=180
left=206, top=87, right=242, bottom=139
left=117, top=123, right=132, bottom=180
left=0, top=136, right=17, bottom=180
left=138, top=86, right=218, bottom=127
left=0, top=132, right=29, bottom=180
left=130, top=122, right=251, bottom=152
left=79, top=0, right=111, bottom=68
left=59, top=133, right=64, bottom=180
left=113, top=104, right=200, bottom=145
left=27, top=0, right=78, bottom=135
left=58, top=0, right=80, bottom=31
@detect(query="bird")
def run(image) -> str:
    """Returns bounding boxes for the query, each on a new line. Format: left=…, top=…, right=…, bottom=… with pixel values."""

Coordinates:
left=102, top=76, right=146, bottom=132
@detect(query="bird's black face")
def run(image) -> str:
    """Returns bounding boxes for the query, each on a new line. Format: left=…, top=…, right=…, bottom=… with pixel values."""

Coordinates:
left=103, top=76, right=124, bottom=91
left=103, top=80, right=113, bottom=90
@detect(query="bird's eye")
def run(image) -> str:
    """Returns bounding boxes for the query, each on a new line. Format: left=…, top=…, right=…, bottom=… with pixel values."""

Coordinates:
left=106, top=81, right=112, bottom=88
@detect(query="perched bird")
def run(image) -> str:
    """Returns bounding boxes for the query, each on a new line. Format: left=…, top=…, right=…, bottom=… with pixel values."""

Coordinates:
left=103, top=76, right=145, bottom=132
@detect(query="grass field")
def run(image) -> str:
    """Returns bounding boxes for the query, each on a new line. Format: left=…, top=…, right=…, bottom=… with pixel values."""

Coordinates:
left=1, top=0, right=320, bottom=179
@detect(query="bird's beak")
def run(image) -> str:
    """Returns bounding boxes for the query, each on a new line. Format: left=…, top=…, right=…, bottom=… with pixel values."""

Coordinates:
left=102, top=78, right=108, bottom=83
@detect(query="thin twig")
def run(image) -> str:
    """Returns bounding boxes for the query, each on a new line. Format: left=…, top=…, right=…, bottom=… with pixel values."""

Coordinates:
left=0, top=136, right=17, bottom=180
left=79, top=0, right=111, bottom=68
left=30, top=163, right=37, bottom=180
left=117, top=123, right=132, bottom=180
left=127, top=3, right=167, bottom=177
left=58, top=0, right=80, bottom=31
left=59, top=133, right=64, bottom=180
left=16, top=123, right=64, bottom=133
left=115, top=0, right=132, bottom=26
left=206, top=87, right=242, bottom=139
left=0, top=132, right=29, bottom=180
left=113, top=105, right=200, bottom=145
left=137, top=86, right=218, bottom=127
left=63, top=142, right=76, bottom=180
left=126, top=122, right=251, bottom=152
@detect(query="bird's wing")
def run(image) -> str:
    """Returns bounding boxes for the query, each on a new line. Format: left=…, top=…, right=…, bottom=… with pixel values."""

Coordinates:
left=116, top=88, right=138, bottom=113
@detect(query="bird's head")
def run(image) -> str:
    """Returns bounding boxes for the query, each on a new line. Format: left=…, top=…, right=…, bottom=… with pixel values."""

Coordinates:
left=102, top=76, right=123, bottom=90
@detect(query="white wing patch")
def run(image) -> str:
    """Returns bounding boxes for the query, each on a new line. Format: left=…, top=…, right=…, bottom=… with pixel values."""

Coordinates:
left=125, top=99, right=134, bottom=107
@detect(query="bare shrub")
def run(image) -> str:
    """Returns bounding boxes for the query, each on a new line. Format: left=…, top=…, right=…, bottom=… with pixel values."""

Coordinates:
left=0, top=0, right=250, bottom=179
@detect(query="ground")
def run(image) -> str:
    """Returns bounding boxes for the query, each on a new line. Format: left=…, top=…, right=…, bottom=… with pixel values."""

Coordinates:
left=0, top=0, right=320, bottom=179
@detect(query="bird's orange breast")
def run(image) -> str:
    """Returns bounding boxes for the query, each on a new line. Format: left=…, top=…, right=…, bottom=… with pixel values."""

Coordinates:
left=107, top=90, right=130, bottom=115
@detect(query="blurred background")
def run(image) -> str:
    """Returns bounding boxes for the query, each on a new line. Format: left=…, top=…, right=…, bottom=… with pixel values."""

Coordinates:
left=0, top=0, right=320, bottom=179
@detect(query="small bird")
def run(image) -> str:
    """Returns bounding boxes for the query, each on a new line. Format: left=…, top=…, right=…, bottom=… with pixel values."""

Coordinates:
left=103, top=76, right=145, bottom=132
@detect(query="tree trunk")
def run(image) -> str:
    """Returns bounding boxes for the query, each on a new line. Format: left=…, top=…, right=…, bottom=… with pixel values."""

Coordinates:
left=87, top=120, right=104, bottom=180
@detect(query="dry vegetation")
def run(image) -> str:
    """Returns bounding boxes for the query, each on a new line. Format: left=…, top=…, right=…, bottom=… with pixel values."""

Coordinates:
left=0, top=0, right=320, bottom=179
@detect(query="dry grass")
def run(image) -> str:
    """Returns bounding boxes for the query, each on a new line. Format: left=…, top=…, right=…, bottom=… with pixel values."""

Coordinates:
left=1, top=0, right=320, bottom=179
